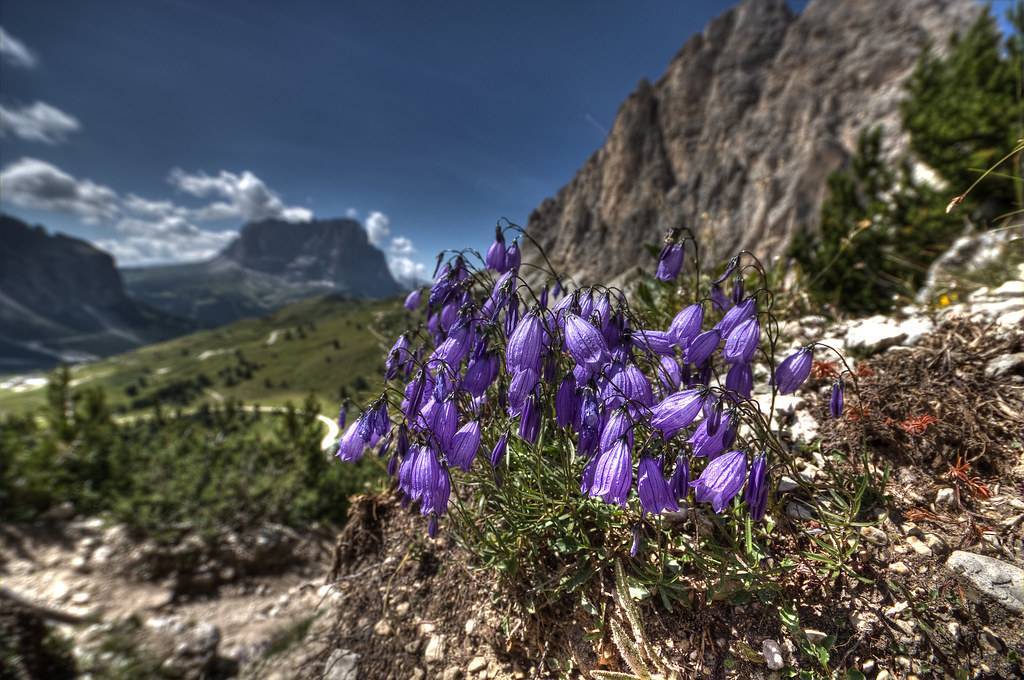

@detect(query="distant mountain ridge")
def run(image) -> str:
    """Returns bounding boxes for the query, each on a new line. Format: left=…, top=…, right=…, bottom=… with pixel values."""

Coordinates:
left=122, top=217, right=402, bottom=327
left=0, top=214, right=193, bottom=370
left=523, top=0, right=979, bottom=283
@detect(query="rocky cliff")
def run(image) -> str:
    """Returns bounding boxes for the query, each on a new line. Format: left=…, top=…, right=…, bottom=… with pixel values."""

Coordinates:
left=220, top=218, right=401, bottom=297
left=123, top=218, right=402, bottom=327
left=0, top=214, right=191, bottom=370
left=524, top=0, right=979, bottom=284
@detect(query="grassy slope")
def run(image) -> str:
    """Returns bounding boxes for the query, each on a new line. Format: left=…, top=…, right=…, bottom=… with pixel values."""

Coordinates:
left=0, top=295, right=408, bottom=416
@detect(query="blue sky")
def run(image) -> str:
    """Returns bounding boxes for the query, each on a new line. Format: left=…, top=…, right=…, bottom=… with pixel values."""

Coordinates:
left=0, top=0, right=754, bottom=281
left=0, top=0, right=1001, bottom=283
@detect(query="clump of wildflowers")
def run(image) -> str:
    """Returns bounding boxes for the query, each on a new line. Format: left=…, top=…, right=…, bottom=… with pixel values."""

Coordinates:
left=334, top=224, right=855, bottom=559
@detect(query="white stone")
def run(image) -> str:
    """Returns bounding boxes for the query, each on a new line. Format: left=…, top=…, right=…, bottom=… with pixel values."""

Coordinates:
left=860, top=526, right=888, bottom=546
left=804, top=629, right=827, bottom=644
left=424, top=634, right=445, bottom=664
left=467, top=657, right=488, bottom=673
left=889, top=561, right=910, bottom=575
left=906, top=535, right=932, bottom=557
left=991, top=280, right=1024, bottom=298
left=935, top=487, right=956, bottom=508
left=777, top=476, right=798, bottom=493
left=845, top=315, right=923, bottom=354
left=323, top=649, right=359, bottom=680
left=762, top=639, right=784, bottom=670
left=947, top=551, right=1024, bottom=613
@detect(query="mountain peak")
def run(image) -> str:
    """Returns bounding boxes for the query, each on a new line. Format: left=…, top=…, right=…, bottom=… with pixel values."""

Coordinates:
left=219, top=217, right=401, bottom=296
left=524, top=0, right=979, bottom=284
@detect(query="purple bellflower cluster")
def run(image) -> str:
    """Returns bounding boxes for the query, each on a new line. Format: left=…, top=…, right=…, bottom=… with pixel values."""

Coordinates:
left=335, top=227, right=839, bottom=547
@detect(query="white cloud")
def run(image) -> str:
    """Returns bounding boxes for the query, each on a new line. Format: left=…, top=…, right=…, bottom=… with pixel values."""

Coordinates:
left=168, top=168, right=312, bottom=223
left=345, top=207, right=359, bottom=218
left=359, top=210, right=428, bottom=287
left=388, top=256, right=429, bottom=288
left=98, top=216, right=237, bottom=266
left=0, top=157, right=118, bottom=222
left=0, top=159, right=318, bottom=266
left=0, top=102, right=80, bottom=144
left=364, top=210, right=391, bottom=247
left=0, top=26, right=36, bottom=68
left=107, top=193, right=239, bottom=265
left=389, top=236, right=414, bottom=256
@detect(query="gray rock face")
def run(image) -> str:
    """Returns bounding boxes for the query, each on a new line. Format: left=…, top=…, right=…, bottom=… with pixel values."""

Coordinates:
left=523, top=0, right=979, bottom=284
left=0, top=214, right=193, bottom=369
left=946, top=550, right=1024, bottom=614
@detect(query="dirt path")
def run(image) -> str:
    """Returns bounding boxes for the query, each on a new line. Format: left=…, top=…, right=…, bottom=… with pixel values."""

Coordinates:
left=1, top=522, right=336, bottom=670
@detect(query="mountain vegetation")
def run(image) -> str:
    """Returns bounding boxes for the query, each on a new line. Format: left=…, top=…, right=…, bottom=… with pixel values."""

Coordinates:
left=791, top=5, right=1023, bottom=313
left=0, top=295, right=405, bottom=416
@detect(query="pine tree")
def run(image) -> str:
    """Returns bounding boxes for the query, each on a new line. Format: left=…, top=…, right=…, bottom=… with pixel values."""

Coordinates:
left=902, top=5, right=1024, bottom=219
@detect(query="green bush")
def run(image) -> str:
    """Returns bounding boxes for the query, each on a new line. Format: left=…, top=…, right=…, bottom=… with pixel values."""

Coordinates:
left=0, top=370, right=383, bottom=539
left=792, top=4, right=1023, bottom=314
left=790, top=128, right=961, bottom=313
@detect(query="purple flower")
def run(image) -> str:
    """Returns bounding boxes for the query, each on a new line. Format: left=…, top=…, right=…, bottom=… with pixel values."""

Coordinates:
left=713, top=256, right=738, bottom=285
left=706, top=399, right=723, bottom=436
left=731, top=278, right=744, bottom=305
left=386, top=335, right=411, bottom=380
left=587, top=438, right=633, bottom=507
left=725, top=362, right=753, bottom=399
left=433, top=322, right=473, bottom=366
left=669, top=456, right=690, bottom=502
left=715, top=297, right=756, bottom=338
left=336, top=422, right=365, bottom=462
left=669, top=303, right=704, bottom=348
left=507, top=368, right=539, bottom=415
left=775, top=347, right=813, bottom=394
left=599, top=408, right=634, bottom=452
left=722, top=317, right=760, bottom=364
left=336, top=405, right=347, bottom=429
left=692, top=450, right=747, bottom=513
left=745, top=453, right=768, bottom=521
left=564, top=314, right=610, bottom=368
left=606, top=364, right=653, bottom=410
left=490, top=432, right=509, bottom=467
left=710, top=284, right=730, bottom=312
left=657, top=356, right=681, bottom=391
left=637, top=456, right=680, bottom=514
left=463, top=354, right=498, bottom=397
left=430, top=399, right=459, bottom=452
left=555, top=375, right=578, bottom=428
left=506, top=313, right=544, bottom=373
left=631, top=329, right=675, bottom=356
left=518, top=395, right=541, bottom=443
left=684, top=330, right=720, bottom=366
left=505, top=241, right=521, bottom=270
left=404, top=288, right=423, bottom=311
left=449, top=421, right=481, bottom=471
left=486, top=228, right=507, bottom=271
left=630, top=525, right=642, bottom=557
left=688, top=412, right=734, bottom=459
left=829, top=379, right=844, bottom=419
left=650, top=389, right=704, bottom=438
left=656, top=242, right=684, bottom=281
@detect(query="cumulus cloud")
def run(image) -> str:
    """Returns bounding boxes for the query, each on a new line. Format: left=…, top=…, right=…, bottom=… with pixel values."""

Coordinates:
left=389, top=236, right=414, bottom=256
left=105, top=192, right=239, bottom=265
left=388, top=256, right=429, bottom=289
left=0, top=102, right=81, bottom=144
left=364, top=210, right=391, bottom=247
left=97, top=216, right=237, bottom=266
left=0, top=157, right=118, bottom=222
left=0, top=26, right=36, bottom=68
left=168, top=168, right=312, bottom=223
left=356, top=210, right=428, bottom=287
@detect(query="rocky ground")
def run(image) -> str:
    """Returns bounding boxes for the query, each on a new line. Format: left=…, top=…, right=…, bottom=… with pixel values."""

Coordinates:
left=259, top=270, right=1024, bottom=679
left=3, top=271, right=1022, bottom=679
left=0, top=519, right=338, bottom=678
